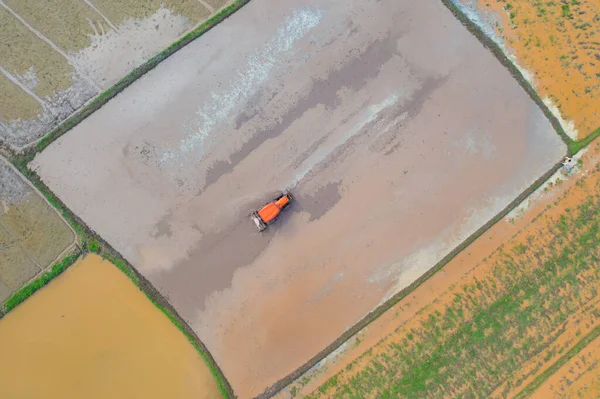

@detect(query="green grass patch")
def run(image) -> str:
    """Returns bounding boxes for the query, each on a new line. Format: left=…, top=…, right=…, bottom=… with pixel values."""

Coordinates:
left=2, top=252, right=80, bottom=313
left=87, top=237, right=101, bottom=253
left=570, top=126, right=600, bottom=154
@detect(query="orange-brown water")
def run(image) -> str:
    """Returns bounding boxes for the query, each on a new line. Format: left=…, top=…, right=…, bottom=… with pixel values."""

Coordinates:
left=0, top=254, right=221, bottom=399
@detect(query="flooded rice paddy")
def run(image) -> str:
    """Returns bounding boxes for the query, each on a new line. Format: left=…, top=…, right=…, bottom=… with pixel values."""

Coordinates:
left=0, top=254, right=220, bottom=399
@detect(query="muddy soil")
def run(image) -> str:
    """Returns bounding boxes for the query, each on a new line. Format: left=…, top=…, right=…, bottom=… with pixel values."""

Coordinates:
left=531, top=338, right=600, bottom=398
left=454, top=0, right=600, bottom=139
left=0, top=157, right=74, bottom=303
left=33, top=0, right=565, bottom=396
left=0, top=254, right=221, bottom=399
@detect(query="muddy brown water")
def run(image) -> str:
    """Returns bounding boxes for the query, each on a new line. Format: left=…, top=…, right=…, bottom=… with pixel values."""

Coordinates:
left=0, top=254, right=220, bottom=399
left=33, top=0, right=566, bottom=396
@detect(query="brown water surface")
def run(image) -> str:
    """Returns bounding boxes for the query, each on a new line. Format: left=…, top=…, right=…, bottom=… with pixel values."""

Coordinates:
left=0, top=254, right=220, bottom=399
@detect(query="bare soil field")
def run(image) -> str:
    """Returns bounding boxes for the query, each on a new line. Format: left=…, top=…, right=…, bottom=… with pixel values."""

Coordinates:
left=0, top=254, right=221, bottom=399
left=301, top=142, right=600, bottom=398
left=0, top=156, right=74, bottom=303
left=453, top=0, right=600, bottom=139
left=0, top=0, right=218, bottom=148
left=32, top=0, right=566, bottom=396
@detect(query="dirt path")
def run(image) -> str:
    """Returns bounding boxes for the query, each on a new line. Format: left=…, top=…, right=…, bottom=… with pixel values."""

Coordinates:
left=32, top=0, right=565, bottom=396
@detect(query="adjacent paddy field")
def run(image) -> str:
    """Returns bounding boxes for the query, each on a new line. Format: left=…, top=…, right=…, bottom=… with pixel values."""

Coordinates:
left=302, top=143, right=600, bottom=398
left=0, top=156, right=74, bottom=303
left=32, top=0, right=566, bottom=396
left=0, top=254, right=221, bottom=399
left=0, top=0, right=227, bottom=148
left=454, top=0, right=600, bottom=140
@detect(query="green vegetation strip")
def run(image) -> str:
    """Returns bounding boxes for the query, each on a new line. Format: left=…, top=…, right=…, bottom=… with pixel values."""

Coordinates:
left=514, top=324, right=600, bottom=399
left=570, top=127, right=600, bottom=155
left=3, top=253, right=80, bottom=313
left=1, top=246, right=232, bottom=398
left=101, top=251, right=233, bottom=398
left=0, top=159, right=236, bottom=399
left=1, top=0, right=596, bottom=396
left=309, top=182, right=600, bottom=398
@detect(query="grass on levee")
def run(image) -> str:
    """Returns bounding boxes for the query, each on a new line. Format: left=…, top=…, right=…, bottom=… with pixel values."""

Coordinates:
left=570, top=127, right=600, bottom=155
left=3, top=252, right=80, bottom=313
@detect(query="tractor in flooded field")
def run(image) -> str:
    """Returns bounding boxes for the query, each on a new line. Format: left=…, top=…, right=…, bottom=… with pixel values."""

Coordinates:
left=250, top=192, right=293, bottom=232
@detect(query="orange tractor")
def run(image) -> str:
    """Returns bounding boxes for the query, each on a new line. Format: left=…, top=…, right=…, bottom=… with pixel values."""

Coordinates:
left=250, top=192, right=293, bottom=231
